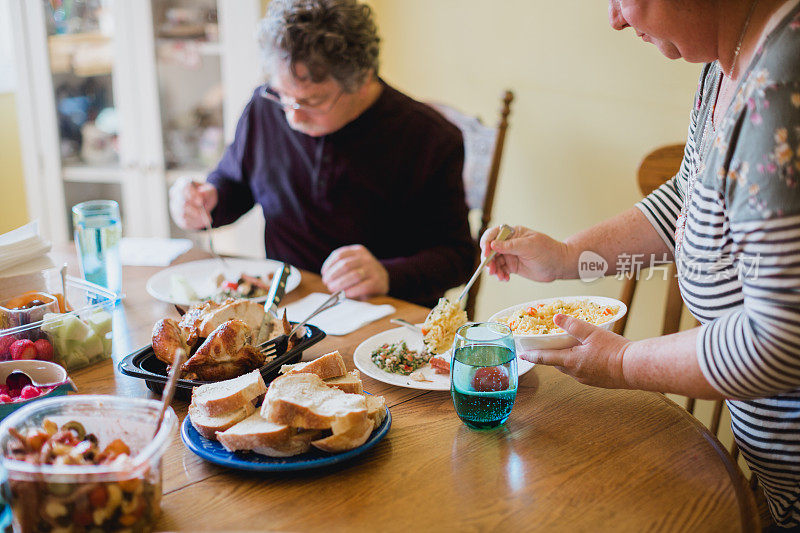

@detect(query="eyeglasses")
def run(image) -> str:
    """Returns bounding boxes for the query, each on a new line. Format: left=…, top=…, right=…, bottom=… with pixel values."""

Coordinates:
left=260, top=84, right=344, bottom=115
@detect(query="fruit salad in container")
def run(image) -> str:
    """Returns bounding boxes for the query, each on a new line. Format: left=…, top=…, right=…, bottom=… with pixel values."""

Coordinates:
left=0, top=395, right=176, bottom=533
left=0, top=361, right=76, bottom=415
left=0, top=275, right=119, bottom=372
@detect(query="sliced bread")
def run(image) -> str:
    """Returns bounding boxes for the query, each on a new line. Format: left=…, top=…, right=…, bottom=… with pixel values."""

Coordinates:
left=324, top=370, right=363, bottom=394
left=216, top=412, right=321, bottom=457
left=365, top=394, right=387, bottom=429
left=311, top=415, right=374, bottom=453
left=191, top=370, right=267, bottom=417
left=280, top=350, right=347, bottom=380
left=263, top=373, right=368, bottom=431
left=188, top=401, right=255, bottom=440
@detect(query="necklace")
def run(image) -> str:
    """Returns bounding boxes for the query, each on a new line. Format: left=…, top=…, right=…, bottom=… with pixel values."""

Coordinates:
left=674, top=0, right=759, bottom=256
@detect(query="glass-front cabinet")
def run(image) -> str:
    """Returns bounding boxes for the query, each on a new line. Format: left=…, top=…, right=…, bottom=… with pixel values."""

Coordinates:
left=10, top=0, right=261, bottom=244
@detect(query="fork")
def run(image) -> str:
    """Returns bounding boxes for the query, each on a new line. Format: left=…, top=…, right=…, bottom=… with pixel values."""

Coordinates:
left=258, top=291, right=345, bottom=360
left=191, top=181, right=230, bottom=271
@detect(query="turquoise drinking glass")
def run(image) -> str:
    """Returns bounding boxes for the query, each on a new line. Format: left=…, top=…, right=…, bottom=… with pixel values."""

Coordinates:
left=72, top=200, right=122, bottom=294
left=450, top=322, right=518, bottom=429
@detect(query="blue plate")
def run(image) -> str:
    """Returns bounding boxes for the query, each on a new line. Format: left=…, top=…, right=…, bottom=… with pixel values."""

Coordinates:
left=181, top=406, right=392, bottom=471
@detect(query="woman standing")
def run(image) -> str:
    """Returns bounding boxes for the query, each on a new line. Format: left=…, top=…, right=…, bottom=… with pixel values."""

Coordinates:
left=483, top=0, right=800, bottom=527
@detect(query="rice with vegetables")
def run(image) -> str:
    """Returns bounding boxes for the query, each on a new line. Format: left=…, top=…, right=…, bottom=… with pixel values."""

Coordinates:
left=502, top=300, right=619, bottom=335
left=422, top=298, right=467, bottom=354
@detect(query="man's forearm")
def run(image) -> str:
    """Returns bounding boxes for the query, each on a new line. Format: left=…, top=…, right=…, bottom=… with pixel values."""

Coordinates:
left=559, top=207, right=671, bottom=279
left=621, top=328, right=724, bottom=399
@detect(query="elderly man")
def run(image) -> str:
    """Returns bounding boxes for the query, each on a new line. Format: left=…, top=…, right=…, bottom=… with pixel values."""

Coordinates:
left=169, top=0, right=475, bottom=306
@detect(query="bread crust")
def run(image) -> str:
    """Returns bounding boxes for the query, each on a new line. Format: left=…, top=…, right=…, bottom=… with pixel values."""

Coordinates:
left=280, top=350, right=347, bottom=380
left=324, top=370, right=363, bottom=394
left=192, top=370, right=266, bottom=417
left=189, top=401, right=255, bottom=440
left=216, top=413, right=322, bottom=457
left=311, top=416, right=374, bottom=453
left=263, top=373, right=368, bottom=431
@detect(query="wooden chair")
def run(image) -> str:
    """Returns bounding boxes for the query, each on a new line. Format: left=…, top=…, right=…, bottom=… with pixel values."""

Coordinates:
left=429, top=90, right=514, bottom=319
left=618, top=143, right=772, bottom=528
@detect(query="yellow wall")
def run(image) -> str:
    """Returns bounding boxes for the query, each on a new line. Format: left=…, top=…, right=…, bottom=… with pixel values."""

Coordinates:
left=370, top=0, right=741, bottom=463
left=371, top=0, right=699, bottom=343
left=0, top=92, right=28, bottom=233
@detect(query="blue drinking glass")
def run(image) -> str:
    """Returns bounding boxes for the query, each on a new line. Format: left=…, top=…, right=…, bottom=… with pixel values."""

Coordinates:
left=72, top=200, right=122, bottom=294
left=451, top=322, right=518, bottom=429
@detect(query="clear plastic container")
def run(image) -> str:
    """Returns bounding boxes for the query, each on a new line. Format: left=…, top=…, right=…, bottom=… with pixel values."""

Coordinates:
left=0, top=271, right=119, bottom=371
left=0, top=395, right=176, bottom=533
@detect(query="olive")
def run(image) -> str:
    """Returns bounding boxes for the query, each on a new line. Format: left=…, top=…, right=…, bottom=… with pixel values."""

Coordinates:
left=60, top=421, right=86, bottom=440
left=46, top=482, right=72, bottom=497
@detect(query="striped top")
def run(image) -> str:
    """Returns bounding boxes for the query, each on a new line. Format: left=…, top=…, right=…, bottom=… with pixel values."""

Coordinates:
left=635, top=4, right=800, bottom=527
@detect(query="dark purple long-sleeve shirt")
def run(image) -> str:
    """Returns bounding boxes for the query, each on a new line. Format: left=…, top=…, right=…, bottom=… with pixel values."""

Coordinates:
left=207, top=80, right=476, bottom=306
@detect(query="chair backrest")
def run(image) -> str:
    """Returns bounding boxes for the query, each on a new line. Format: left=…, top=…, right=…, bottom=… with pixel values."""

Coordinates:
left=429, top=90, right=514, bottom=318
left=613, top=143, right=686, bottom=338
left=620, top=144, right=772, bottom=526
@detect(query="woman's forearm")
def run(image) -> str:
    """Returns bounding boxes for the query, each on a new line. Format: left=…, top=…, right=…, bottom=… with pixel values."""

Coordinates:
left=559, top=207, right=671, bottom=279
left=621, top=328, right=724, bottom=399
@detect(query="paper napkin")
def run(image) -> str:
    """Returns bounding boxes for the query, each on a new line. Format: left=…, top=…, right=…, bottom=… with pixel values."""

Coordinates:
left=119, top=237, right=193, bottom=267
left=281, top=292, right=395, bottom=336
left=0, top=221, right=52, bottom=274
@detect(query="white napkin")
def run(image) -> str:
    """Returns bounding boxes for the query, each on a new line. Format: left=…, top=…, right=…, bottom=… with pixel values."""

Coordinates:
left=281, top=292, right=395, bottom=336
left=119, top=237, right=193, bottom=266
left=0, top=221, right=52, bottom=274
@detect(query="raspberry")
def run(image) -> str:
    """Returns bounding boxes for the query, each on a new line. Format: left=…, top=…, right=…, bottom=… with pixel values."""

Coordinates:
left=9, top=339, right=36, bottom=361
left=0, top=394, right=11, bottom=403
left=19, top=386, right=40, bottom=400
left=33, top=339, right=54, bottom=361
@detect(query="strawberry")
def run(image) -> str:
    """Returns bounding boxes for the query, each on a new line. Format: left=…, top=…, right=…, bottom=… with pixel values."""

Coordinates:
left=9, top=339, right=36, bottom=361
left=0, top=335, right=14, bottom=358
left=0, top=394, right=11, bottom=403
left=33, top=339, right=54, bottom=361
left=19, top=386, right=40, bottom=400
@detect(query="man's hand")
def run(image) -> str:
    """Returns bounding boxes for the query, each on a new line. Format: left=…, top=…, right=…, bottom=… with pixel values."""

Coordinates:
left=321, top=245, right=389, bottom=300
left=169, top=177, right=219, bottom=231
left=520, top=314, right=632, bottom=389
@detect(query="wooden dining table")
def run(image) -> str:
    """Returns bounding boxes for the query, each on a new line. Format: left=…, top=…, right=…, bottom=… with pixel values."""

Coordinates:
left=47, top=245, right=757, bottom=532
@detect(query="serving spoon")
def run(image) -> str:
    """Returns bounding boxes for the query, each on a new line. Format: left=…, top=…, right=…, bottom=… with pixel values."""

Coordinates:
left=455, top=224, right=515, bottom=305
left=419, top=224, right=515, bottom=325
left=153, top=348, right=186, bottom=439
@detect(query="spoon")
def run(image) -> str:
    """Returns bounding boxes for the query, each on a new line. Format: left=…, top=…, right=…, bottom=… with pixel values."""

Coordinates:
left=153, top=348, right=186, bottom=439
left=6, top=370, right=70, bottom=389
left=456, top=224, right=515, bottom=304
left=59, top=263, right=67, bottom=311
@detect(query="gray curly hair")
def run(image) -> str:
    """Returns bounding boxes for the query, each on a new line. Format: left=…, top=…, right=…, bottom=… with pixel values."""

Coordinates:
left=258, top=0, right=381, bottom=92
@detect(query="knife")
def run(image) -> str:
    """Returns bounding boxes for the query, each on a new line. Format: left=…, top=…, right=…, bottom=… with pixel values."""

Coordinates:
left=256, top=263, right=290, bottom=344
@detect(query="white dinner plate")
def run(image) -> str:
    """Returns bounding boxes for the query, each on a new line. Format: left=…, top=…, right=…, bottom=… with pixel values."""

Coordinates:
left=353, top=326, right=535, bottom=391
left=145, top=258, right=302, bottom=306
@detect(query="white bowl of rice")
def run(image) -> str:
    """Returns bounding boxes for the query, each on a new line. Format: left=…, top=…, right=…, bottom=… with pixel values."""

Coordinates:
left=488, top=296, right=627, bottom=353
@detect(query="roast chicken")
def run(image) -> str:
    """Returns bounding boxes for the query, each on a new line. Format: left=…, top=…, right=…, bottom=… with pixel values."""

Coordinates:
left=151, top=298, right=290, bottom=381
left=182, top=319, right=263, bottom=381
